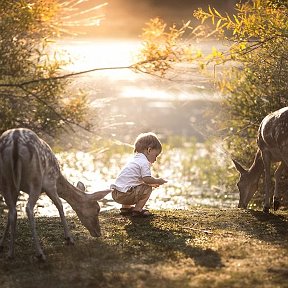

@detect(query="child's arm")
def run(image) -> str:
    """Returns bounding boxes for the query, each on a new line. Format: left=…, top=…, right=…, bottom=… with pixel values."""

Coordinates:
left=142, top=176, right=167, bottom=187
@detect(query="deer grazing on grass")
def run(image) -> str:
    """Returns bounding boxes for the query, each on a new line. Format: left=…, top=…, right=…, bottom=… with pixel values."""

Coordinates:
left=233, top=107, right=288, bottom=213
left=0, top=128, right=111, bottom=260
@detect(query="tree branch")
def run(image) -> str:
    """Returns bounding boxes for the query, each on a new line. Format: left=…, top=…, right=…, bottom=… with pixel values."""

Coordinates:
left=0, top=65, right=132, bottom=87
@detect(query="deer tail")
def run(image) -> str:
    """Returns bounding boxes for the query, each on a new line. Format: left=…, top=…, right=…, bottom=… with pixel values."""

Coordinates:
left=10, top=131, right=22, bottom=192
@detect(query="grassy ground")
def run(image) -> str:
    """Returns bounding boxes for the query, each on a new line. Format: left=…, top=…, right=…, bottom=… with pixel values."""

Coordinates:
left=0, top=208, right=287, bottom=288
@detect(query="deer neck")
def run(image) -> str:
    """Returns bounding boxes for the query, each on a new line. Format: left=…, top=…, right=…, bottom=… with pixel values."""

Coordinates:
left=248, top=149, right=264, bottom=183
left=56, top=174, right=101, bottom=211
left=56, top=174, right=86, bottom=208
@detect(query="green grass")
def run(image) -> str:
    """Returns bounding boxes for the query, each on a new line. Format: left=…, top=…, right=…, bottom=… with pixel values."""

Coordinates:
left=0, top=208, right=288, bottom=288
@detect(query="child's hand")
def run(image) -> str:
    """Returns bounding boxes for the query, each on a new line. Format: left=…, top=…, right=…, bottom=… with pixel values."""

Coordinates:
left=149, top=184, right=160, bottom=187
left=149, top=179, right=167, bottom=187
left=158, top=178, right=168, bottom=185
left=143, top=177, right=168, bottom=187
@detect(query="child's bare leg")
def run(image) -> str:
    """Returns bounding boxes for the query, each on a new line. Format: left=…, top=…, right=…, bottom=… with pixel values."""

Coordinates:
left=134, top=191, right=152, bottom=211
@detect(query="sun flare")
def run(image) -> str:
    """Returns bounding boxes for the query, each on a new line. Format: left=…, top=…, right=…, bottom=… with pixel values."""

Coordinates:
left=55, top=38, right=141, bottom=74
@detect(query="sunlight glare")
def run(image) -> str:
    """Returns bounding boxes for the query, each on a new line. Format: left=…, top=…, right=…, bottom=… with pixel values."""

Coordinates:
left=120, top=86, right=212, bottom=101
left=56, top=38, right=141, bottom=79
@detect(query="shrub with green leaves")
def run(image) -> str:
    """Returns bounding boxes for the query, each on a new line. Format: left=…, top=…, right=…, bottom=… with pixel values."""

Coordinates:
left=194, top=0, right=288, bottom=161
left=0, top=0, right=89, bottom=136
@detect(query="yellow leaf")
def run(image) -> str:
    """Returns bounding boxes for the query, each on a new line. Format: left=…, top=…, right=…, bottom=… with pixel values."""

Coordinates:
left=213, top=8, right=222, bottom=18
left=216, top=19, right=222, bottom=29
left=208, top=5, right=213, bottom=15
left=233, top=14, right=240, bottom=25
left=208, top=6, right=215, bottom=24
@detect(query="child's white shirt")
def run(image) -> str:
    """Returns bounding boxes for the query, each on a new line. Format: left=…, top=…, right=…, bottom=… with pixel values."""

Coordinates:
left=110, top=153, right=151, bottom=192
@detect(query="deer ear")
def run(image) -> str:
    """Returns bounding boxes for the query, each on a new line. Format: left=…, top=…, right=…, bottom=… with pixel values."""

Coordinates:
left=232, top=159, right=247, bottom=174
left=76, top=181, right=86, bottom=192
left=92, top=189, right=112, bottom=200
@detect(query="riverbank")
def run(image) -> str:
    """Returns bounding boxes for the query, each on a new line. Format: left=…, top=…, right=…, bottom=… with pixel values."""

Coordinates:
left=0, top=207, right=287, bottom=288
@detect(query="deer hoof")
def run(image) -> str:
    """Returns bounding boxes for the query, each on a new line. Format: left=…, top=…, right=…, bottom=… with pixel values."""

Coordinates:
left=7, top=254, right=15, bottom=260
left=36, top=253, right=46, bottom=262
left=65, top=237, right=75, bottom=246
left=273, top=199, right=281, bottom=211
left=263, top=206, right=270, bottom=213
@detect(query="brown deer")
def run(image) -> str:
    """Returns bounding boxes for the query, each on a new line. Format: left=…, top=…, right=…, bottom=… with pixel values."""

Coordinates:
left=233, top=107, right=288, bottom=213
left=0, top=128, right=111, bottom=260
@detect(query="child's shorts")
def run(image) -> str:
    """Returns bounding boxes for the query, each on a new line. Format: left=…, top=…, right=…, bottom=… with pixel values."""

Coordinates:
left=112, top=184, right=152, bottom=205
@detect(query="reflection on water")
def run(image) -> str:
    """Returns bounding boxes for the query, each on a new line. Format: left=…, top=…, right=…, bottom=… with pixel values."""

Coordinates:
left=0, top=146, right=237, bottom=218
left=55, top=38, right=223, bottom=143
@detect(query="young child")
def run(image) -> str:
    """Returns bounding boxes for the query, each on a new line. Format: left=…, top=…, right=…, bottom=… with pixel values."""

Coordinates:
left=111, top=132, right=167, bottom=217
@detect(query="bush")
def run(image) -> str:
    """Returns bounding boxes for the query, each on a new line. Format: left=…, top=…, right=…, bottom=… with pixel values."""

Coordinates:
left=0, top=0, right=89, bottom=136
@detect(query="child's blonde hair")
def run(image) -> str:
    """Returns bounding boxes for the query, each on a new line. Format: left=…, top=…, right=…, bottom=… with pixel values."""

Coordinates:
left=134, top=132, right=162, bottom=153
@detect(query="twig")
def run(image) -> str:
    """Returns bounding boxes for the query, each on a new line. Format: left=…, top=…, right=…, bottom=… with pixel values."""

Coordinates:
left=183, top=226, right=213, bottom=234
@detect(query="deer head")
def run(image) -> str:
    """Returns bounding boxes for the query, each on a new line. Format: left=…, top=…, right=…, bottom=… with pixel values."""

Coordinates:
left=232, top=158, right=261, bottom=209
left=57, top=175, right=111, bottom=237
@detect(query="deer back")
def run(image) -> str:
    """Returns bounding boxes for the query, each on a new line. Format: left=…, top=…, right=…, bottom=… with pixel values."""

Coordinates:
left=257, top=107, right=288, bottom=161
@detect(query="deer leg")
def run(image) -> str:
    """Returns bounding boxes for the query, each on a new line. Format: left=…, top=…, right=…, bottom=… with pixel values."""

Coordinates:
left=46, top=188, right=74, bottom=245
left=1, top=189, right=18, bottom=259
left=26, top=191, right=46, bottom=261
left=262, top=152, right=272, bottom=213
left=0, top=216, right=9, bottom=252
left=7, top=206, right=17, bottom=259
left=273, top=162, right=285, bottom=211
left=6, top=206, right=17, bottom=259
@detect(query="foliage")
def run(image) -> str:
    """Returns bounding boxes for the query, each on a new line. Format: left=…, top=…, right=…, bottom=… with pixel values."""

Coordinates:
left=194, top=0, right=288, bottom=162
left=0, top=0, right=90, bottom=136
left=135, top=17, right=204, bottom=76
left=138, top=1, right=288, bottom=158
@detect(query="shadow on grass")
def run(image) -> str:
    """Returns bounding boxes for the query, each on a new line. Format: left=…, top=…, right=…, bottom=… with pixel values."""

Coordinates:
left=124, top=215, right=223, bottom=269
left=0, top=216, right=129, bottom=287
left=1, top=215, right=216, bottom=288
left=240, top=209, right=288, bottom=245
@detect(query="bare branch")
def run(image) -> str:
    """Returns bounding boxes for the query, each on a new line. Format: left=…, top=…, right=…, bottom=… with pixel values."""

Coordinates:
left=0, top=65, right=131, bottom=87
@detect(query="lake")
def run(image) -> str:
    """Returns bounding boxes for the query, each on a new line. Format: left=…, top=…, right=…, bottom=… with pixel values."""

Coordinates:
left=55, top=38, right=223, bottom=141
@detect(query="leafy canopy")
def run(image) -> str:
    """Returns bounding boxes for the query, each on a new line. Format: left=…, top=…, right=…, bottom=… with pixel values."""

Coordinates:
left=0, top=0, right=89, bottom=136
